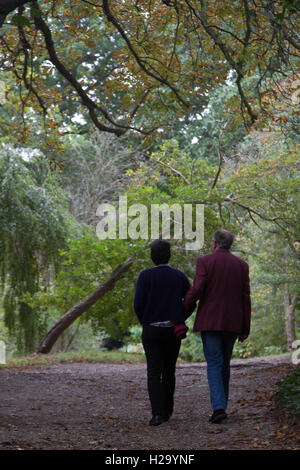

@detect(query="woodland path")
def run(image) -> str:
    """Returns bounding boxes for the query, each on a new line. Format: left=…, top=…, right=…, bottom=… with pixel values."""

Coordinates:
left=0, top=355, right=299, bottom=450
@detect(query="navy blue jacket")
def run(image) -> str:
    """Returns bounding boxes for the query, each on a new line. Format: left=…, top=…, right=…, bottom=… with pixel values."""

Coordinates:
left=134, top=265, right=191, bottom=325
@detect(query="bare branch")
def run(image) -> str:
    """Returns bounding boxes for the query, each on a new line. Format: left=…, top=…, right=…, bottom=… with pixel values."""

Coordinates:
left=210, top=121, right=229, bottom=191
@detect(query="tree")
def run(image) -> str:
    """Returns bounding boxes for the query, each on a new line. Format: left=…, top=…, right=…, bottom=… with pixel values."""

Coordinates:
left=59, top=131, right=145, bottom=226
left=27, top=125, right=299, bottom=354
left=125, top=132, right=300, bottom=351
left=283, top=285, right=298, bottom=350
left=239, top=223, right=299, bottom=352
left=36, top=256, right=133, bottom=354
left=221, top=130, right=300, bottom=350
left=28, top=138, right=223, bottom=354
left=0, top=1, right=298, bottom=141
left=0, top=146, right=70, bottom=352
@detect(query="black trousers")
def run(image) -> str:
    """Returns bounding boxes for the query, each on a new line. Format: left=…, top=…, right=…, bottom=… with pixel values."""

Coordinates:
left=142, top=325, right=181, bottom=417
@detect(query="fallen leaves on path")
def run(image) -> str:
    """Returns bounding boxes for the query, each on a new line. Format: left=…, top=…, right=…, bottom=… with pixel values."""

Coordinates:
left=0, top=358, right=299, bottom=450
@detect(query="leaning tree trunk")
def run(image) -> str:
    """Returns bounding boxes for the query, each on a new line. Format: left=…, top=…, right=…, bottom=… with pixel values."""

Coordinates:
left=283, top=285, right=298, bottom=351
left=36, top=257, right=133, bottom=354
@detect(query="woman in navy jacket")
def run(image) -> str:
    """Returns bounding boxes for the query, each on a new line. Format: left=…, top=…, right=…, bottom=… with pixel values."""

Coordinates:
left=134, top=240, right=190, bottom=426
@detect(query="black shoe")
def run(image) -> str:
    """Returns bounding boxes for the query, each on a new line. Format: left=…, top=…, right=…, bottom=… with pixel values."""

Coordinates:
left=149, top=415, right=164, bottom=426
left=209, top=409, right=227, bottom=423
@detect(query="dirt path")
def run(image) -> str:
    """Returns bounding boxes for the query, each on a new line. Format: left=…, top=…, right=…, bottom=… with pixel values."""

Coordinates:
left=0, top=355, right=299, bottom=450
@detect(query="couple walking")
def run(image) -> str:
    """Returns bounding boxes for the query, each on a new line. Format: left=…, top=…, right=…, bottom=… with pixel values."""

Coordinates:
left=134, top=230, right=251, bottom=425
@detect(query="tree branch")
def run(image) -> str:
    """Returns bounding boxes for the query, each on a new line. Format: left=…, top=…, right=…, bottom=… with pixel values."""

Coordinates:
left=0, top=0, right=31, bottom=26
left=32, top=1, right=147, bottom=137
left=102, top=0, right=189, bottom=109
left=155, top=156, right=191, bottom=185
left=226, top=198, right=292, bottom=224
left=210, top=121, right=229, bottom=191
left=184, top=0, right=258, bottom=125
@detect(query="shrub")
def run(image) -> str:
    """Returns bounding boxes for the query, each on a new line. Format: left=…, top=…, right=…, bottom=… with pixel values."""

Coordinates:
left=275, top=368, right=300, bottom=422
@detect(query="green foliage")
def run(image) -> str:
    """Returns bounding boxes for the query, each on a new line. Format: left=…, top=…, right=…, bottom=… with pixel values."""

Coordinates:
left=27, top=227, right=199, bottom=343
left=276, top=368, right=300, bottom=421
left=124, top=325, right=142, bottom=345
left=11, top=14, right=31, bottom=27
left=125, top=138, right=234, bottom=253
left=179, top=312, right=286, bottom=362
left=224, top=138, right=300, bottom=352
left=21, top=130, right=300, bottom=357
left=26, top=232, right=147, bottom=340
left=0, top=0, right=298, bottom=362
left=1, top=0, right=298, bottom=138
left=164, top=80, right=248, bottom=165
left=179, top=337, right=205, bottom=362
left=0, top=147, right=72, bottom=353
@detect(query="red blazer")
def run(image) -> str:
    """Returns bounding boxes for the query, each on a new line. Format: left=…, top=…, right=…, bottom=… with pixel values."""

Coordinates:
left=184, top=248, right=251, bottom=337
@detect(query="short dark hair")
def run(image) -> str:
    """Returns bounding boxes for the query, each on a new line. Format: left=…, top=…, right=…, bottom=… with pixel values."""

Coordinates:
left=212, top=229, right=234, bottom=249
left=150, top=239, right=171, bottom=265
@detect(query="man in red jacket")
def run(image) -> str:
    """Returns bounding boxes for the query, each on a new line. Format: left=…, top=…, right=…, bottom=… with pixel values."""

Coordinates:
left=184, top=229, right=251, bottom=423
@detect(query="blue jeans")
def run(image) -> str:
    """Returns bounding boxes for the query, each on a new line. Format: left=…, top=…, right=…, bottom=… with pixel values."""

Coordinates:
left=201, top=331, right=238, bottom=411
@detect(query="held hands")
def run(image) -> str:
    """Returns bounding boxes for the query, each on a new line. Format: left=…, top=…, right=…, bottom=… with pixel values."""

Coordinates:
left=238, top=335, right=248, bottom=343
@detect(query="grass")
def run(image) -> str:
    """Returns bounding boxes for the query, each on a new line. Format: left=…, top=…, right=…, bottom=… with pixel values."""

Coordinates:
left=0, top=349, right=146, bottom=369
left=0, top=349, right=292, bottom=370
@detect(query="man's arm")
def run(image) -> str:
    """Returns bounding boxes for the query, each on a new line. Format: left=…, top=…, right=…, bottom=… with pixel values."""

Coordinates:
left=133, top=271, right=147, bottom=324
left=182, top=273, right=191, bottom=297
left=239, top=263, right=251, bottom=341
left=183, top=258, right=207, bottom=319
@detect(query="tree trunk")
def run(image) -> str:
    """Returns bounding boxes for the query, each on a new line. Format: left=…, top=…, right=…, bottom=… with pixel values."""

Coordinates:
left=283, top=284, right=298, bottom=351
left=36, top=257, right=133, bottom=354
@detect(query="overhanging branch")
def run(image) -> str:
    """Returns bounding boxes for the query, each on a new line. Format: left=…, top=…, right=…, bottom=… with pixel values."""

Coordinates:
left=32, top=1, right=152, bottom=137
left=102, top=0, right=190, bottom=109
left=0, top=0, right=31, bottom=26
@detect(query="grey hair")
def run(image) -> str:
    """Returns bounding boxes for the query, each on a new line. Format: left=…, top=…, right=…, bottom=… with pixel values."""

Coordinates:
left=212, top=229, right=234, bottom=249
